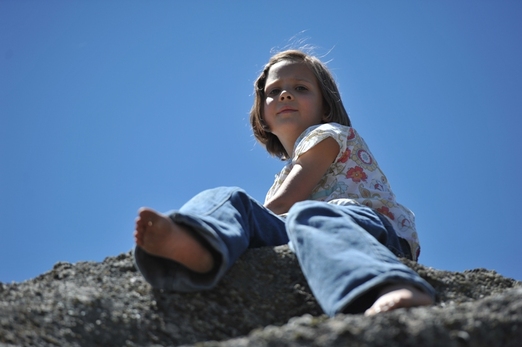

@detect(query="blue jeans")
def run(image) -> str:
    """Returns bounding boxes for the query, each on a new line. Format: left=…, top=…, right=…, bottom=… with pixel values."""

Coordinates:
left=134, top=186, right=435, bottom=316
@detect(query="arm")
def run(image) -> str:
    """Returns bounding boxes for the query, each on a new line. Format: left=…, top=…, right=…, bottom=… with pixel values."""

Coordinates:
left=264, top=137, right=339, bottom=215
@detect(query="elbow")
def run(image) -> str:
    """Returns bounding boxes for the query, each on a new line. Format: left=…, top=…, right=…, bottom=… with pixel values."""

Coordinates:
left=264, top=200, right=292, bottom=215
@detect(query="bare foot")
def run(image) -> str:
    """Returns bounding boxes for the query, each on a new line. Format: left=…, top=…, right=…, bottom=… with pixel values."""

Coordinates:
left=134, top=207, right=214, bottom=273
left=364, top=284, right=434, bottom=316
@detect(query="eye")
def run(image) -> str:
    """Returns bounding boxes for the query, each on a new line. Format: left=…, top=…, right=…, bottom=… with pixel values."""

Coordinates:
left=267, top=88, right=281, bottom=96
left=296, top=85, right=308, bottom=92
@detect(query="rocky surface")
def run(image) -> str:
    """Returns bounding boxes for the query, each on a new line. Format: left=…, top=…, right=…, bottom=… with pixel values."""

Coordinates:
left=0, top=245, right=521, bottom=347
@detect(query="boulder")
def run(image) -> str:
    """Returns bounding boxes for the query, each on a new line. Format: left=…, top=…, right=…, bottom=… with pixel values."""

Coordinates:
left=0, top=245, right=520, bottom=347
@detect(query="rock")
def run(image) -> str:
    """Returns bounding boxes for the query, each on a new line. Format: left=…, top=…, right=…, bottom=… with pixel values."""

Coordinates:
left=0, top=245, right=520, bottom=347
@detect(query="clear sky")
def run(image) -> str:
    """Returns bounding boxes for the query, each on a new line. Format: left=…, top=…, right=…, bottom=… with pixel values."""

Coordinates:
left=1, top=1, right=521, bottom=283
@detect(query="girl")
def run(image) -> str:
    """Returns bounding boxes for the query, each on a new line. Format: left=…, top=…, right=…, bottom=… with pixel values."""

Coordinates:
left=133, top=50, right=435, bottom=316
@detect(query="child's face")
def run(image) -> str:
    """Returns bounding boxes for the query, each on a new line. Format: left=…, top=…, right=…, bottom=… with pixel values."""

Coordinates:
left=263, top=60, right=324, bottom=141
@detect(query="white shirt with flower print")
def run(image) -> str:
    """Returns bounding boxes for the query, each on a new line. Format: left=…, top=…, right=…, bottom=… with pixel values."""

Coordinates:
left=265, top=123, right=421, bottom=261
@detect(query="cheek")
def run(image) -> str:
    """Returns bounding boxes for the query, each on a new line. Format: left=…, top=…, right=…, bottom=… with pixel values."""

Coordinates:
left=304, top=98, right=321, bottom=113
left=315, top=97, right=325, bottom=113
left=263, top=99, right=274, bottom=115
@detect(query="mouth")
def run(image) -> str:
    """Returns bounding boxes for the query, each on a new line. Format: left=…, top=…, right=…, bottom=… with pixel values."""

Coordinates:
left=277, top=107, right=297, bottom=115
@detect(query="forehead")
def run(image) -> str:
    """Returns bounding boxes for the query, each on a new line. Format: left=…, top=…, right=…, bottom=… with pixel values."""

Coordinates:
left=265, top=61, right=317, bottom=86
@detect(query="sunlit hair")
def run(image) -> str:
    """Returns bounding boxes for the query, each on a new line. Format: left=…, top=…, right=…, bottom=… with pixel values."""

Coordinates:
left=250, top=50, right=351, bottom=160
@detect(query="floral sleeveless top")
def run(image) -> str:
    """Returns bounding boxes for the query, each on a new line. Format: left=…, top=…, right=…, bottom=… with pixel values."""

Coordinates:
left=265, top=123, right=421, bottom=261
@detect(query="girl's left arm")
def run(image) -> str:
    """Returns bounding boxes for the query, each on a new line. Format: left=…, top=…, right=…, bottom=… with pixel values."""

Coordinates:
left=264, top=137, right=339, bottom=215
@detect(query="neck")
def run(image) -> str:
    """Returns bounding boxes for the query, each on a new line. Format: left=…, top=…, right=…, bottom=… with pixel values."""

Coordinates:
left=275, top=131, right=301, bottom=159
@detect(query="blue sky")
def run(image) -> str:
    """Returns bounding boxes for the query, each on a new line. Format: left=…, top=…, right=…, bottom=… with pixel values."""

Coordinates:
left=1, top=1, right=521, bottom=283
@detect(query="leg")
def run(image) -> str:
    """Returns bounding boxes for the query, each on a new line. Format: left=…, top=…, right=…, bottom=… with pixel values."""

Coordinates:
left=285, top=201, right=435, bottom=317
left=134, top=187, right=288, bottom=292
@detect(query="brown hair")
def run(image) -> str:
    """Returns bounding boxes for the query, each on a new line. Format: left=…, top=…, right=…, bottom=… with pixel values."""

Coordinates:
left=250, top=50, right=351, bottom=160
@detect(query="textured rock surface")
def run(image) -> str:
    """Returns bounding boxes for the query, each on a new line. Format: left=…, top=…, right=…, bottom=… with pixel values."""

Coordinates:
left=1, top=245, right=520, bottom=347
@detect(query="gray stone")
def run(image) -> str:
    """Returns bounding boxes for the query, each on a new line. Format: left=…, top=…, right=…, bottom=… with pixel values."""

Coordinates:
left=0, top=245, right=520, bottom=347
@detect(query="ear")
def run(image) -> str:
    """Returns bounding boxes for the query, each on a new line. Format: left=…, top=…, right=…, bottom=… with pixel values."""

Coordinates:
left=322, top=112, right=331, bottom=122
left=322, top=105, right=331, bottom=122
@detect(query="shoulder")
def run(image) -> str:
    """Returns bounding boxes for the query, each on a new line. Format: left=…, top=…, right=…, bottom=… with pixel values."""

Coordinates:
left=293, top=123, right=352, bottom=161
left=305, top=122, right=350, bottom=135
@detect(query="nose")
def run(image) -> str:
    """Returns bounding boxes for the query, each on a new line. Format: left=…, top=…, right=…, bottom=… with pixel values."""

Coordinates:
left=279, top=90, right=293, bottom=101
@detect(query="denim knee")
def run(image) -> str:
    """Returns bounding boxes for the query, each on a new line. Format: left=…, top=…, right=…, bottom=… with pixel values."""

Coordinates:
left=286, top=200, right=346, bottom=242
left=288, top=200, right=338, bottom=221
left=287, top=201, right=411, bottom=258
left=179, top=186, right=247, bottom=215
